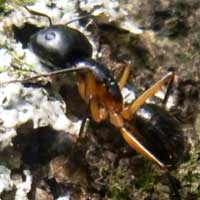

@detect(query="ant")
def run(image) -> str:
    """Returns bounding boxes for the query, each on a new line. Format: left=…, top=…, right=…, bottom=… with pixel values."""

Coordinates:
left=6, top=6, right=184, bottom=173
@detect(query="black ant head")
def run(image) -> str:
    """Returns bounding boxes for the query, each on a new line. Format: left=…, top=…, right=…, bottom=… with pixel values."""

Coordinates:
left=29, top=25, right=93, bottom=68
left=25, top=6, right=93, bottom=68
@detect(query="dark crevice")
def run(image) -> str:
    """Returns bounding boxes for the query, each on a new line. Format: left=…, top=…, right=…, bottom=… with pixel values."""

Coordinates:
left=13, top=23, right=41, bottom=48
left=13, top=125, right=75, bottom=168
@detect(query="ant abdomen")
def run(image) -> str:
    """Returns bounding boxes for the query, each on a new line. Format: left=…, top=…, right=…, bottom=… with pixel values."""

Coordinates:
left=132, top=104, right=184, bottom=166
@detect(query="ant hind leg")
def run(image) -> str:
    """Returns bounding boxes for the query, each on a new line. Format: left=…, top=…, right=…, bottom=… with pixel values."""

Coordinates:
left=108, top=112, right=167, bottom=170
left=120, top=126, right=167, bottom=170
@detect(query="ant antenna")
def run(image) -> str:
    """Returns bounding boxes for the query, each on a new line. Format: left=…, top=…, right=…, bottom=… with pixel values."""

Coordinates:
left=66, top=13, right=94, bottom=25
left=24, top=5, right=94, bottom=27
left=24, top=5, right=52, bottom=26
left=0, top=66, right=87, bottom=85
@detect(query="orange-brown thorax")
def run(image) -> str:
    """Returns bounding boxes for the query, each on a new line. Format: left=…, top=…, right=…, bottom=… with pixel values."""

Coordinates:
left=77, top=71, right=123, bottom=126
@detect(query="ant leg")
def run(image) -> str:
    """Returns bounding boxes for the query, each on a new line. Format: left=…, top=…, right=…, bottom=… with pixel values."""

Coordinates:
left=23, top=5, right=52, bottom=26
left=77, top=71, right=97, bottom=103
left=166, top=172, right=181, bottom=200
left=77, top=75, right=87, bottom=102
left=118, top=64, right=131, bottom=90
left=109, top=112, right=167, bottom=169
left=120, top=127, right=167, bottom=170
left=126, top=123, right=145, bottom=142
left=1, top=66, right=88, bottom=85
left=162, top=72, right=175, bottom=106
left=77, top=73, right=108, bottom=123
left=78, top=101, right=91, bottom=139
left=90, top=98, right=108, bottom=122
left=122, top=72, right=175, bottom=119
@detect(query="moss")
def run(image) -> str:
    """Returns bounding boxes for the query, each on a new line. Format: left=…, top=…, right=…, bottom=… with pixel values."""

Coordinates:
left=135, top=159, right=157, bottom=191
left=0, top=0, right=6, bottom=7
left=110, top=185, right=130, bottom=200
left=109, top=166, right=132, bottom=200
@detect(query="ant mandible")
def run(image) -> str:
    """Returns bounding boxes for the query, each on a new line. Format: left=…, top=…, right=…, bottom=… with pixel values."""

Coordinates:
left=8, top=6, right=184, bottom=172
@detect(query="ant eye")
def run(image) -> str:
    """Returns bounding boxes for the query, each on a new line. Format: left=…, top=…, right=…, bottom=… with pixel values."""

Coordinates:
left=45, top=32, right=56, bottom=41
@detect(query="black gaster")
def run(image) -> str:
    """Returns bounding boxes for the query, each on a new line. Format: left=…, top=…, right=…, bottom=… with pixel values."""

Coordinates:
left=134, top=104, right=184, bottom=166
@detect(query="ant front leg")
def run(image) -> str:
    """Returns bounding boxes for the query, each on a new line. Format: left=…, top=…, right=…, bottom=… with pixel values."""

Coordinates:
left=118, top=64, right=131, bottom=90
left=121, top=72, right=175, bottom=119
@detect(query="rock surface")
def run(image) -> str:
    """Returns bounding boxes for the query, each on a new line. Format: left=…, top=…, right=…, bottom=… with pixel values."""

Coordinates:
left=0, top=0, right=199, bottom=199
